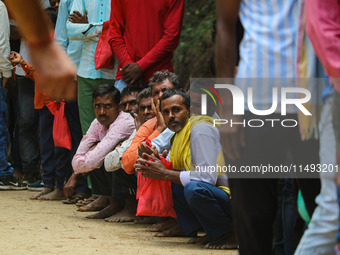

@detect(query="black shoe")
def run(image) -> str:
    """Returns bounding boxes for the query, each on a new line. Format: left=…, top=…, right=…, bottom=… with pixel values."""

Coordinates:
left=0, top=176, right=27, bottom=190
left=22, top=173, right=40, bottom=185
left=27, top=179, right=44, bottom=191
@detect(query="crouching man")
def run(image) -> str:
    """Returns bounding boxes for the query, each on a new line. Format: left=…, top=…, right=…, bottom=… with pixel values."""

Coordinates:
left=135, top=89, right=235, bottom=249
left=67, top=84, right=136, bottom=219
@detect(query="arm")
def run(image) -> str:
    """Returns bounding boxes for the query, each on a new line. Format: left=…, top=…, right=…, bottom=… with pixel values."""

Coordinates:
left=121, top=118, right=158, bottom=174
left=136, top=0, right=184, bottom=72
left=5, top=0, right=77, bottom=100
left=73, top=115, right=135, bottom=173
left=108, top=0, right=133, bottom=68
left=55, top=0, right=70, bottom=50
left=8, top=51, right=36, bottom=81
left=305, top=0, right=340, bottom=91
left=151, top=128, right=174, bottom=153
left=0, top=3, right=12, bottom=83
left=179, top=123, right=219, bottom=186
left=216, top=0, right=245, bottom=161
left=66, top=0, right=103, bottom=40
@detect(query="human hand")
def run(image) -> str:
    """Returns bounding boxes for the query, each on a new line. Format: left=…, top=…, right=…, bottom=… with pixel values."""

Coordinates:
left=133, top=112, right=143, bottom=131
left=29, top=41, right=77, bottom=100
left=121, top=63, right=143, bottom=85
left=63, top=173, right=78, bottom=198
left=8, top=51, right=23, bottom=65
left=151, top=98, right=166, bottom=133
left=69, top=11, right=88, bottom=23
left=2, top=77, right=10, bottom=88
left=138, top=142, right=159, bottom=159
left=135, top=154, right=168, bottom=180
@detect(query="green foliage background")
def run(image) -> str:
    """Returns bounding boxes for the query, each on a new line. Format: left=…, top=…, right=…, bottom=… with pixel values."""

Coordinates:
left=173, top=1, right=216, bottom=90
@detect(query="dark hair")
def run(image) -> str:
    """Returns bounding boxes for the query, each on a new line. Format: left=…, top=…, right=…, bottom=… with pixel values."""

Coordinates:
left=92, top=84, right=120, bottom=105
left=160, top=89, right=190, bottom=111
left=137, top=87, right=152, bottom=104
left=45, top=7, right=57, bottom=26
left=121, top=86, right=142, bottom=99
left=149, top=71, right=181, bottom=90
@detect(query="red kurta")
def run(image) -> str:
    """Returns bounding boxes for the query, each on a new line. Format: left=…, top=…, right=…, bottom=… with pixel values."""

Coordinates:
left=109, top=0, right=184, bottom=83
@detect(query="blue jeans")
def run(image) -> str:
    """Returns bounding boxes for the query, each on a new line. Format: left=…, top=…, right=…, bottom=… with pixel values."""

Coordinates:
left=0, top=80, right=13, bottom=179
left=172, top=181, right=233, bottom=241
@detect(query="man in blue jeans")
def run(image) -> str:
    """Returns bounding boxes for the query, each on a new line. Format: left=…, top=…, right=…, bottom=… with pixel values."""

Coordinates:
left=0, top=0, right=26, bottom=189
left=135, top=89, right=234, bottom=249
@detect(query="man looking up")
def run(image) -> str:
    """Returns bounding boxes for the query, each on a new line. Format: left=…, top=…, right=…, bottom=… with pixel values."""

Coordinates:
left=135, top=89, right=233, bottom=249
left=108, top=0, right=184, bottom=89
left=70, top=84, right=135, bottom=217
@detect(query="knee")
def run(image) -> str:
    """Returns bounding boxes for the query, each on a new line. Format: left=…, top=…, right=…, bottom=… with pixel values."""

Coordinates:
left=184, top=181, right=208, bottom=206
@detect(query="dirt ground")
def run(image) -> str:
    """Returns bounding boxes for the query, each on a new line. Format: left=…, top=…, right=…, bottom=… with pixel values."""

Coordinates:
left=0, top=190, right=237, bottom=255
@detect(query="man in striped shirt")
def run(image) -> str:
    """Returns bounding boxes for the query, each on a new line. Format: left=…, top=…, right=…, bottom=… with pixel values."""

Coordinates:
left=216, top=0, right=320, bottom=254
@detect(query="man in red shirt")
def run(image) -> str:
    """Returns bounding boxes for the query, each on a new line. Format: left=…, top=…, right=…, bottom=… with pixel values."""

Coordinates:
left=108, top=0, right=184, bottom=90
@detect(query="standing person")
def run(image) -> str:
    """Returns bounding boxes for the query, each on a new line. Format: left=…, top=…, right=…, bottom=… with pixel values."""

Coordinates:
left=108, top=0, right=184, bottom=90
left=216, top=0, right=320, bottom=254
left=0, top=0, right=25, bottom=189
left=67, top=0, right=117, bottom=135
left=49, top=0, right=90, bottom=200
left=297, top=0, right=340, bottom=254
left=5, top=0, right=77, bottom=99
left=10, top=0, right=49, bottom=185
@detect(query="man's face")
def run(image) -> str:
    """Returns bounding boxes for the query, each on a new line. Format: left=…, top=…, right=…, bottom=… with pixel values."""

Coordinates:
left=138, top=97, right=155, bottom=124
left=152, top=79, right=175, bottom=102
left=49, top=0, right=60, bottom=10
left=121, top=92, right=138, bottom=114
left=161, top=95, right=190, bottom=133
left=93, top=95, right=119, bottom=128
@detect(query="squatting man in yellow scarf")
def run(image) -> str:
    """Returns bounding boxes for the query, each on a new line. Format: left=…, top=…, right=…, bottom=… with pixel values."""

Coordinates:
left=135, top=89, right=236, bottom=249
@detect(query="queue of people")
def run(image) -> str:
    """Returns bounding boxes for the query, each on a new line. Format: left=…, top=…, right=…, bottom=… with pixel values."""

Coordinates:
left=1, top=0, right=340, bottom=254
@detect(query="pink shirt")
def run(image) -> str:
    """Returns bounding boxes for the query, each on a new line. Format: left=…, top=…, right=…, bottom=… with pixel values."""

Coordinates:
left=305, top=0, right=340, bottom=92
left=72, top=111, right=135, bottom=173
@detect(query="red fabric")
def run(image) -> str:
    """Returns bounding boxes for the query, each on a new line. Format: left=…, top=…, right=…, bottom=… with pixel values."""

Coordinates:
left=136, top=156, right=176, bottom=218
left=108, top=0, right=184, bottom=82
left=95, top=21, right=115, bottom=70
left=46, top=101, right=72, bottom=150
left=136, top=139, right=176, bottom=218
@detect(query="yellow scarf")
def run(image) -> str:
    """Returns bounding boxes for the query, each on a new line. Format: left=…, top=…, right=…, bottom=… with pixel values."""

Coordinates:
left=170, top=115, right=226, bottom=174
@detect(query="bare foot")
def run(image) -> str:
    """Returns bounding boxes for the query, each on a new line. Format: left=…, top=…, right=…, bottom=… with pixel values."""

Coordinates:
left=86, top=197, right=122, bottom=219
left=146, top=219, right=177, bottom=232
left=76, top=195, right=98, bottom=206
left=38, top=188, right=65, bottom=200
left=30, top=187, right=53, bottom=200
left=188, top=234, right=210, bottom=245
left=105, top=198, right=137, bottom=222
left=77, top=195, right=109, bottom=212
left=205, top=234, right=238, bottom=249
left=154, top=224, right=186, bottom=237
left=134, top=216, right=158, bottom=225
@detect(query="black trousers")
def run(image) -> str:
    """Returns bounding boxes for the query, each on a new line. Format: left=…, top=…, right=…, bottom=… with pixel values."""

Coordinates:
left=89, top=167, right=137, bottom=199
left=228, top=112, right=320, bottom=255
